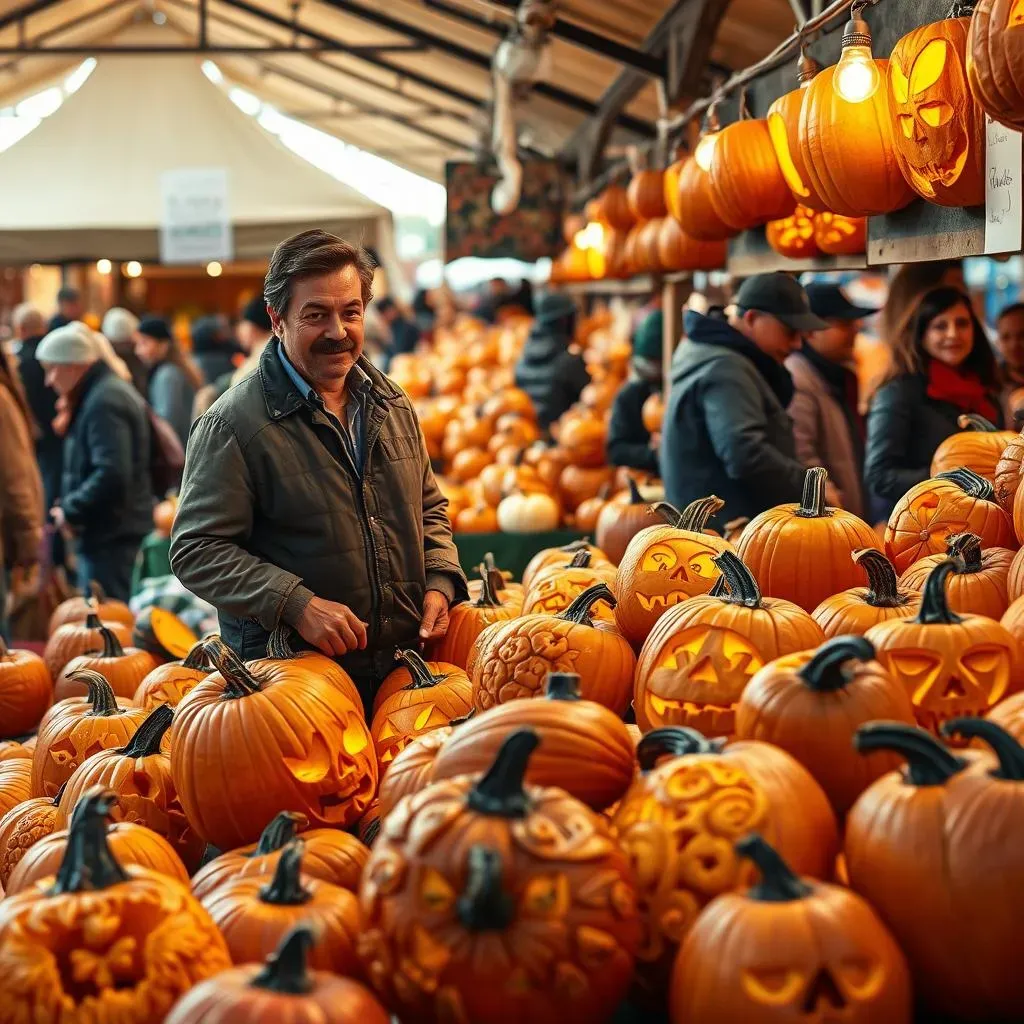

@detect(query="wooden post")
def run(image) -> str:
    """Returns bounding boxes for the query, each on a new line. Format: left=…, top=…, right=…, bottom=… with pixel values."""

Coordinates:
left=662, top=275, right=690, bottom=395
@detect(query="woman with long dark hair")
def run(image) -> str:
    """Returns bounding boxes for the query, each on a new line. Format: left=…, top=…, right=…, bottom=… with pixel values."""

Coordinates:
left=134, top=316, right=204, bottom=447
left=864, top=286, right=1002, bottom=506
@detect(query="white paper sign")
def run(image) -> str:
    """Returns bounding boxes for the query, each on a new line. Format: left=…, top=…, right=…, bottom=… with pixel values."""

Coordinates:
left=159, top=168, right=232, bottom=265
left=985, top=115, right=1023, bottom=255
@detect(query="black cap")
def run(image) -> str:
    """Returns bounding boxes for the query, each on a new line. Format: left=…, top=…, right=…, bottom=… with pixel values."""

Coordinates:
left=735, top=272, right=829, bottom=332
left=240, top=295, right=273, bottom=332
left=136, top=316, right=173, bottom=342
left=804, top=282, right=879, bottom=322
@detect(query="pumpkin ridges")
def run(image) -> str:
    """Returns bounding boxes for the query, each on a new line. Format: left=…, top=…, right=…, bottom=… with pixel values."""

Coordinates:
left=0, top=636, right=51, bottom=739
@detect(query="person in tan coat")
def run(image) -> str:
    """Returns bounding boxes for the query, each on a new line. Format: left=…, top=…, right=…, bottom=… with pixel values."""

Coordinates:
left=786, top=284, right=879, bottom=517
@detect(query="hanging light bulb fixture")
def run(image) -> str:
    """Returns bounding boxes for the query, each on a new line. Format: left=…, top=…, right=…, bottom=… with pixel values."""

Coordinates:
left=833, top=2, right=880, bottom=104
left=693, top=103, right=721, bottom=172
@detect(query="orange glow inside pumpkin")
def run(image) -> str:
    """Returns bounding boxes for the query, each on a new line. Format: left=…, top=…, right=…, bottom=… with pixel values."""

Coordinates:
left=768, top=107, right=809, bottom=198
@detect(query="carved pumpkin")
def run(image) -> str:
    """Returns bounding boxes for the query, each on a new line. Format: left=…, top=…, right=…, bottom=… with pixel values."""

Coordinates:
left=0, top=758, right=31, bottom=818
left=370, top=649, right=473, bottom=771
left=889, top=15, right=986, bottom=207
left=376, top=725, right=456, bottom=818
left=884, top=467, right=1016, bottom=575
left=931, top=413, right=1017, bottom=483
left=799, top=62, right=915, bottom=216
left=846, top=720, right=1024, bottom=1020
left=48, top=583, right=134, bottom=637
left=676, top=156, right=734, bottom=241
left=814, top=210, right=868, bottom=254
left=0, top=789, right=229, bottom=1018
left=657, top=216, right=727, bottom=271
left=522, top=548, right=617, bottom=621
left=736, top=636, right=917, bottom=817
left=359, top=730, right=641, bottom=1024
left=32, top=670, right=148, bottom=799
left=628, top=169, right=667, bottom=220
left=738, top=468, right=883, bottom=611
left=373, top=650, right=471, bottom=717
left=767, top=57, right=829, bottom=209
left=522, top=538, right=611, bottom=590
left=0, top=636, right=50, bottom=739
left=899, top=531, right=1014, bottom=618
left=43, top=610, right=133, bottom=683
left=133, top=641, right=210, bottom=710
left=967, top=0, right=1024, bottom=132
left=171, top=637, right=377, bottom=849
left=614, top=497, right=732, bottom=647
left=165, top=923, right=391, bottom=1024
left=670, top=833, right=912, bottom=1024
left=427, top=567, right=519, bottom=669
left=709, top=118, right=796, bottom=230
left=472, top=584, right=636, bottom=715
left=866, top=559, right=1023, bottom=737
left=766, top=204, right=822, bottom=259
left=0, top=785, right=65, bottom=889
left=994, top=426, right=1024, bottom=511
left=54, top=623, right=159, bottom=702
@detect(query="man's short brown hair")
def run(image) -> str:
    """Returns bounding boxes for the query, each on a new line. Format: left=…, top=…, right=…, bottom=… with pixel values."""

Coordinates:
left=264, top=229, right=375, bottom=316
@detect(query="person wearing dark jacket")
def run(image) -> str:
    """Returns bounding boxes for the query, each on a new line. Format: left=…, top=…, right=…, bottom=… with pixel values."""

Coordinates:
left=662, top=273, right=836, bottom=529
left=376, top=296, right=420, bottom=372
left=514, top=291, right=590, bottom=430
left=191, top=315, right=243, bottom=386
left=135, top=317, right=204, bottom=447
left=865, top=286, right=1003, bottom=508
left=48, top=287, right=83, bottom=332
left=608, top=309, right=663, bottom=475
left=37, top=324, right=152, bottom=600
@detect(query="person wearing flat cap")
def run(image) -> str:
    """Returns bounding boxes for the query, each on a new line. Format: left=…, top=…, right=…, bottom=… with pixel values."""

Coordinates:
left=607, top=309, right=663, bottom=475
left=134, top=317, right=203, bottom=448
left=786, top=283, right=879, bottom=518
left=662, top=272, right=840, bottom=530
left=514, top=291, right=590, bottom=429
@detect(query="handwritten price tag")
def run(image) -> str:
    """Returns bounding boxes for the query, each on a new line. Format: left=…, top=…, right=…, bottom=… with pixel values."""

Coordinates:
left=985, top=115, right=1023, bottom=255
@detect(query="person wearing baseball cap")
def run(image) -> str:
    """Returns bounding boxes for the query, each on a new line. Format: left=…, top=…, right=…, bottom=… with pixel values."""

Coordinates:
left=661, top=272, right=838, bottom=528
left=787, top=283, right=879, bottom=517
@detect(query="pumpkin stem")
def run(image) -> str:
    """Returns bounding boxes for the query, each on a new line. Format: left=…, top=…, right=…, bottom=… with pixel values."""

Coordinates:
left=361, top=817, right=382, bottom=847
left=942, top=718, right=1024, bottom=781
left=914, top=558, right=964, bottom=625
left=709, top=574, right=728, bottom=598
left=250, top=923, right=317, bottom=995
left=935, top=467, right=995, bottom=501
left=118, top=703, right=173, bottom=756
left=626, top=476, right=644, bottom=504
left=854, top=723, right=966, bottom=786
left=798, top=636, right=876, bottom=692
left=795, top=467, right=832, bottom=519
left=259, top=839, right=312, bottom=906
left=88, top=580, right=109, bottom=603
left=567, top=548, right=592, bottom=569
left=449, top=707, right=477, bottom=728
left=712, top=551, right=763, bottom=609
left=200, top=635, right=263, bottom=698
left=95, top=624, right=126, bottom=659
left=544, top=672, right=582, bottom=701
left=267, top=626, right=303, bottom=660
left=853, top=549, right=909, bottom=608
left=84, top=610, right=103, bottom=630
left=650, top=501, right=684, bottom=526
left=254, top=811, right=308, bottom=855
left=637, top=726, right=724, bottom=770
left=457, top=844, right=514, bottom=931
left=945, top=533, right=983, bottom=573
left=181, top=640, right=212, bottom=671
left=467, top=729, right=538, bottom=818
left=737, top=833, right=813, bottom=901
left=51, top=786, right=129, bottom=894
left=483, top=553, right=509, bottom=592
left=956, top=412, right=995, bottom=432
left=70, top=669, right=120, bottom=716
left=678, top=495, right=725, bottom=532
left=472, top=565, right=503, bottom=608
left=395, top=648, right=448, bottom=689
left=53, top=780, right=68, bottom=807
left=558, top=582, right=616, bottom=622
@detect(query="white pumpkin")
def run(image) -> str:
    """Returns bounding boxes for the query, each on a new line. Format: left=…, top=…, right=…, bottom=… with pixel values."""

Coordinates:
left=496, top=491, right=561, bottom=533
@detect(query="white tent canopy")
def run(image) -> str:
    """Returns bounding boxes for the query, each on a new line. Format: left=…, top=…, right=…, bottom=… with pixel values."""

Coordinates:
left=0, top=32, right=394, bottom=265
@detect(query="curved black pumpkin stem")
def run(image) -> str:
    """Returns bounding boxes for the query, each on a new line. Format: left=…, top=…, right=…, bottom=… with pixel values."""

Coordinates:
left=70, top=669, right=121, bottom=717
left=267, top=626, right=305, bottom=660
left=395, top=648, right=449, bottom=689
left=544, top=672, right=582, bottom=701
left=712, top=551, right=762, bottom=609
left=854, top=722, right=966, bottom=786
left=798, top=636, right=875, bottom=692
left=361, top=816, right=382, bottom=847
left=201, top=635, right=262, bottom=698
left=946, top=533, right=983, bottom=573
left=253, top=811, right=308, bottom=856
left=467, top=729, right=538, bottom=818
left=482, top=552, right=509, bottom=593
left=93, top=624, right=126, bottom=659
left=51, top=786, right=129, bottom=894
left=650, top=501, right=684, bottom=527
left=637, top=726, right=724, bottom=770
left=559, top=582, right=616, bottom=622
left=259, top=839, right=312, bottom=906
left=626, top=476, right=644, bottom=505
left=936, top=467, right=995, bottom=501
left=449, top=707, right=477, bottom=728
left=457, top=844, right=514, bottom=931
left=53, top=780, right=69, bottom=807
left=181, top=641, right=212, bottom=670
left=853, top=548, right=910, bottom=608
left=914, top=558, right=964, bottom=625
left=676, top=495, right=725, bottom=532
left=956, top=412, right=996, bottom=432
left=943, top=718, right=1024, bottom=781
left=567, top=548, right=593, bottom=569
left=737, top=833, right=812, bottom=901
left=118, top=703, right=173, bottom=756
left=795, top=467, right=832, bottom=519
left=472, top=564, right=503, bottom=608
left=84, top=610, right=103, bottom=630
left=250, top=923, right=317, bottom=995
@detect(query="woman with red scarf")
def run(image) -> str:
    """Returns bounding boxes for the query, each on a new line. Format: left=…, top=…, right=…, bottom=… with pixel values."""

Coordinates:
left=865, top=286, right=1002, bottom=511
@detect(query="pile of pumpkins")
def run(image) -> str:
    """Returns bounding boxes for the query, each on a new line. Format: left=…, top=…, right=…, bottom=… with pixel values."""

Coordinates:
left=395, top=308, right=663, bottom=536
left=555, top=0, right=1023, bottom=282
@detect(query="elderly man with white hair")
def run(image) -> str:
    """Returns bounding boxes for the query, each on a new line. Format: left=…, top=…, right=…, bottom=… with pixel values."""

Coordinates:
left=101, top=306, right=147, bottom=395
left=37, top=322, right=152, bottom=600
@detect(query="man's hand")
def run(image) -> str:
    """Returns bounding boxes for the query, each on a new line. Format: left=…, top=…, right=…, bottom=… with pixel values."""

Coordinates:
left=295, top=596, right=368, bottom=657
left=419, top=590, right=450, bottom=643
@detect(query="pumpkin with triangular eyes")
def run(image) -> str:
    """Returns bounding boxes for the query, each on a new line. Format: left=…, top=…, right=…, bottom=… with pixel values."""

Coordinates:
left=522, top=549, right=617, bottom=622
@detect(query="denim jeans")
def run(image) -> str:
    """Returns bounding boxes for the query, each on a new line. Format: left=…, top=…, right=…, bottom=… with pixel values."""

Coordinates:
left=76, top=539, right=142, bottom=602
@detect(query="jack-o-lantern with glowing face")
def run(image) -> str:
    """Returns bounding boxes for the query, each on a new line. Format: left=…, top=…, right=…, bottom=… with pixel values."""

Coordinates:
left=634, top=552, right=825, bottom=737
left=614, top=497, right=732, bottom=647
left=766, top=205, right=822, bottom=260
left=814, top=211, right=867, bottom=255
left=866, top=559, right=1022, bottom=738
left=889, top=17, right=985, bottom=207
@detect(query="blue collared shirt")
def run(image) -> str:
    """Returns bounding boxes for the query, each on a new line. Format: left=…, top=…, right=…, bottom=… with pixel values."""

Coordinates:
left=277, top=342, right=370, bottom=475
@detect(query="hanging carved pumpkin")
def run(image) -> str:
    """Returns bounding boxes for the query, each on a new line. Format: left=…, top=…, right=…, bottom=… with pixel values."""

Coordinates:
left=656, top=216, right=727, bottom=271
left=967, top=0, right=1024, bottom=132
left=0, top=636, right=50, bottom=740
left=767, top=58, right=830, bottom=210
left=670, top=833, right=912, bottom=1024
left=43, top=610, right=133, bottom=683
left=359, top=730, right=641, bottom=1024
left=866, top=558, right=1023, bottom=737
left=889, top=15, right=986, bottom=207
left=994, top=426, right=1024, bottom=511
left=522, top=549, right=617, bottom=622
left=133, top=642, right=210, bottom=710
left=48, top=583, right=134, bottom=637
left=0, top=786, right=64, bottom=889
left=522, top=538, right=611, bottom=590
left=676, top=156, right=735, bottom=241
left=54, top=623, right=159, bottom=702
left=813, top=210, right=869, bottom=254
left=766, top=204, right=822, bottom=259
left=931, top=413, right=1017, bottom=481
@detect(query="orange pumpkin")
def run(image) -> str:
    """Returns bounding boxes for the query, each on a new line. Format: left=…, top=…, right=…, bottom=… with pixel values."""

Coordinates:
left=43, top=610, right=133, bottom=683
left=133, top=641, right=210, bottom=710
left=427, top=567, right=519, bottom=669
left=814, top=211, right=868, bottom=254
left=521, top=548, right=617, bottom=621
left=1009, top=544, right=1024, bottom=602
left=642, top=391, right=664, bottom=434
left=559, top=414, right=606, bottom=469
left=595, top=477, right=656, bottom=566
left=766, top=204, right=822, bottom=259
left=0, top=636, right=50, bottom=739
left=376, top=725, right=457, bottom=818
left=767, top=55, right=829, bottom=210
left=574, top=482, right=613, bottom=533
left=628, top=169, right=667, bottom=220
left=0, top=786, right=64, bottom=889
left=54, top=623, right=160, bottom=702
left=0, top=758, right=32, bottom=818
left=558, top=463, right=615, bottom=513
left=994, top=426, right=1024, bottom=511
left=676, top=155, right=734, bottom=241
left=522, top=538, right=611, bottom=591
left=967, top=0, right=1024, bottom=133
left=594, top=183, right=636, bottom=231
left=931, top=413, right=1017, bottom=482
left=48, top=584, right=135, bottom=637
left=657, top=216, right=727, bottom=271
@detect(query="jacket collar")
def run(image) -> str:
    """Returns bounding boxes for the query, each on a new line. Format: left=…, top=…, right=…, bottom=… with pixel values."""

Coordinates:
left=798, top=342, right=853, bottom=393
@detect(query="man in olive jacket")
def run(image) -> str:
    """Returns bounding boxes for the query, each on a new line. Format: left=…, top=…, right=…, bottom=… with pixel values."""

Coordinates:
left=170, top=230, right=468, bottom=707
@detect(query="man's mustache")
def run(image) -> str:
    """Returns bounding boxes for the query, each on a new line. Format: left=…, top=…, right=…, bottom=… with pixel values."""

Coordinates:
left=311, top=337, right=355, bottom=354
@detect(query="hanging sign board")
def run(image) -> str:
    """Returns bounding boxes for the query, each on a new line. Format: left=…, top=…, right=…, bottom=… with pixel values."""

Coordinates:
left=984, top=116, right=1024, bottom=255
left=159, top=168, right=232, bottom=265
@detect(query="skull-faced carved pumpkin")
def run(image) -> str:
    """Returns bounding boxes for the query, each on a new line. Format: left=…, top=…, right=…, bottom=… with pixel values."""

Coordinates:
left=766, top=205, right=822, bottom=259
left=884, top=467, right=1016, bottom=575
left=866, top=559, right=1022, bottom=738
left=635, top=552, right=825, bottom=736
left=358, top=731, right=641, bottom=1024
left=889, top=16, right=985, bottom=207
left=814, top=211, right=868, bottom=255
left=614, top=497, right=732, bottom=647
left=522, top=549, right=617, bottom=621
left=967, top=0, right=1024, bottom=133
left=670, top=833, right=912, bottom=1024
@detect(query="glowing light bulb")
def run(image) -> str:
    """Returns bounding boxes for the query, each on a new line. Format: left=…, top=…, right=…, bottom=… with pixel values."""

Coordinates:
left=124, top=261, right=142, bottom=278
left=834, top=45, right=880, bottom=103
left=206, top=260, right=223, bottom=277
left=96, top=258, right=112, bottom=275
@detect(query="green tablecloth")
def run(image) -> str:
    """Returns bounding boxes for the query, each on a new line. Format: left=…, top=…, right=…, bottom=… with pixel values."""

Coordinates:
left=132, top=533, right=173, bottom=595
